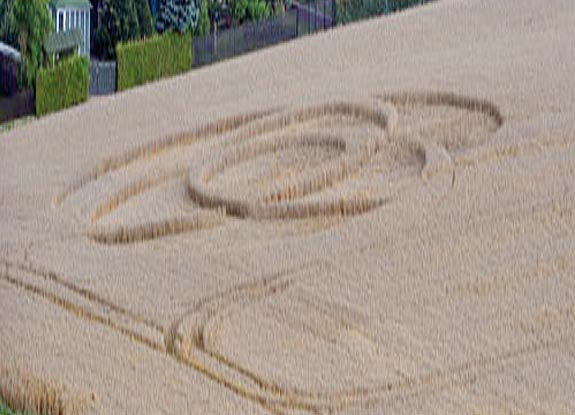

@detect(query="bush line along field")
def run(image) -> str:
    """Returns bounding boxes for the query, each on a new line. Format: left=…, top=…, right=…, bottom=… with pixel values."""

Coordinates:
left=1, top=0, right=575, bottom=414
left=35, top=56, right=89, bottom=117
left=116, top=31, right=193, bottom=92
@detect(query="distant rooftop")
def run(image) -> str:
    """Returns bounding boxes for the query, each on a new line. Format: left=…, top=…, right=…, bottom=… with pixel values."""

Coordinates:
left=50, top=0, right=91, bottom=8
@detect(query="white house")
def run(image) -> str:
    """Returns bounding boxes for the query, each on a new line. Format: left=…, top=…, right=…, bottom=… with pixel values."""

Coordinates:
left=49, top=0, right=91, bottom=57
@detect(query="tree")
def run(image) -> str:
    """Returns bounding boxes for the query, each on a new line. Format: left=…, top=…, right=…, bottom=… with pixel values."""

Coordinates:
left=273, top=0, right=284, bottom=17
left=135, top=0, right=155, bottom=37
left=245, top=0, right=270, bottom=21
left=229, top=0, right=270, bottom=24
left=229, top=0, right=247, bottom=23
left=0, top=0, right=18, bottom=48
left=195, top=0, right=210, bottom=36
left=94, top=0, right=140, bottom=59
left=12, top=0, right=52, bottom=88
left=156, top=0, right=200, bottom=34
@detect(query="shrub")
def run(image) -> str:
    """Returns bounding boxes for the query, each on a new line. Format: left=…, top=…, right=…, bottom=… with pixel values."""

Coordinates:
left=208, top=1, right=223, bottom=24
left=246, top=0, right=271, bottom=21
left=273, top=0, right=284, bottom=17
left=156, top=0, right=200, bottom=34
left=195, top=0, right=210, bottom=36
left=93, top=0, right=141, bottom=60
left=230, top=0, right=270, bottom=23
left=135, top=0, right=155, bottom=37
left=229, top=0, right=248, bottom=23
left=336, top=0, right=428, bottom=24
left=0, top=0, right=18, bottom=48
left=35, top=55, right=89, bottom=116
left=12, top=0, right=53, bottom=89
left=116, top=30, right=192, bottom=91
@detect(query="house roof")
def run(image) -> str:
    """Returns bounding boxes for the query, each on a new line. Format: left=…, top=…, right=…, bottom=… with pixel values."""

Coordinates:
left=50, top=0, right=91, bottom=9
left=45, top=29, right=83, bottom=54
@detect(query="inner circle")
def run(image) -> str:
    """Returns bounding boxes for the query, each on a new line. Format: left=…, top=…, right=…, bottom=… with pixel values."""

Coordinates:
left=187, top=102, right=396, bottom=220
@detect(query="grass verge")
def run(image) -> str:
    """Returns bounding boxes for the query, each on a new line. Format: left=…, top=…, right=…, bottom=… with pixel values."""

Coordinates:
left=0, top=116, right=35, bottom=134
left=0, top=397, right=29, bottom=415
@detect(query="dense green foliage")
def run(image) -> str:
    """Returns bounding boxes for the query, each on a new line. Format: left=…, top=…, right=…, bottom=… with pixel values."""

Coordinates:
left=230, top=0, right=248, bottom=22
left=336, top=0, right=427, bottom=24
left=230, top=0, right=271, bottom=24
left=12, top=0, right=53, bottom=89
left=94, top=0, right=155, bottom=59
left=208, top=0, right=223, bottom=23
left=0, top=0, right=18, bottom=48
left=196, top=0, right=210, bottom=36
left=246, top=0, right=271, bottom=21
left=273, top=0, right=284, bottom=17
left=116, top=30, right=192, bottom=91
left=135, top=0, right=155, bottom=37
left=36, top=55, right=89, bottom=116
left=156, top=0, right=200, bottom=34
left=94, top=0, right=139, bottom=59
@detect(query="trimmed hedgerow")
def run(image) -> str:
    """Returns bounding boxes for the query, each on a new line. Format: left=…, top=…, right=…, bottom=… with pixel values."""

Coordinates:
left=116, top=30, right=192, bottom=92
left=35, top=56, right=89, bottom=116
left=336, top=0, right=433, bottom=25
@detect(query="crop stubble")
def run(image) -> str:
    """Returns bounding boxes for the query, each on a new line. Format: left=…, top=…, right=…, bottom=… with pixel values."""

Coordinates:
left=3, top=3, right=575, bottom=410
left=7, top=90, right=567, bottom=415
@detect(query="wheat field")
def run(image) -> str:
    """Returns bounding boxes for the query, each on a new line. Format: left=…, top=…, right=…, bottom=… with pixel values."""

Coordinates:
left=1, top=0, right=575, bottom=414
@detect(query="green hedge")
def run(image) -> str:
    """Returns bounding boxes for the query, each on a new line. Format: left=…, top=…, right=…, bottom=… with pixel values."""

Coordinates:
left=35, top=56, right=89, bottom=116
left=336, top=0, right=433, bottom=24
left=116, top=31, right=192, bottom=92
